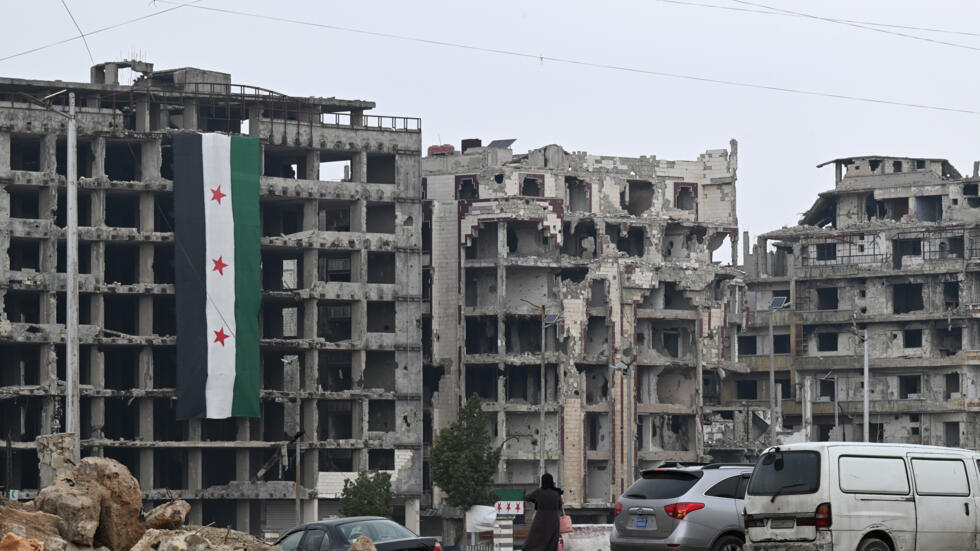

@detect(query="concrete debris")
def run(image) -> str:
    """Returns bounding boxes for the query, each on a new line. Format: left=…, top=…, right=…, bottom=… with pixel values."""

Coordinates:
left=144, top=501, right=191, bottom=530
left=347, top=536, right=377, bottom=551
left=0, top=533, right=44, bottom=551
left=0, top=505, right=64, bottom=550
left=131, top=528, right=280, bottom=551
left=35, top=457, right=144, bottom=550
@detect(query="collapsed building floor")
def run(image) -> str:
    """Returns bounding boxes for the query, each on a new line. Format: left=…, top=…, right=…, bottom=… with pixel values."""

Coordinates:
left=0, top=61, right=423, bottom=537
left=421, top=139, right=743, bottom=524
left=739, top=156, right=980, bottom=449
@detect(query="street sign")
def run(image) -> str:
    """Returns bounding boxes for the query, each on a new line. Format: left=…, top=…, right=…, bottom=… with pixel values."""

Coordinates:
left=494, top=501, right=523, bottom=515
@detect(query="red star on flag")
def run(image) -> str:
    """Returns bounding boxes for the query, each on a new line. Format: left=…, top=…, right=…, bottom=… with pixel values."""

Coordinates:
left=210, top=186, right=227, bottom=204
left=516, top=503, right=521, bottom=513
left=212, top=256, right=228, bottom=275
left=497, top=503, right=502, bottom=512
left=506, top=503, right=511, bottom=512
left=213, top=327, right=230, bottom=346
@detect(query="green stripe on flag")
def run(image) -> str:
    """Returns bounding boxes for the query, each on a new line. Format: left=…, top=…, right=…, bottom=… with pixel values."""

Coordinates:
left=230, top=136, right=261, bottom=417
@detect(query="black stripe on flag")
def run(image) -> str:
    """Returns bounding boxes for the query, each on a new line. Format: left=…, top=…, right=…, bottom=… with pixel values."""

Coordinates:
left=173, top=132, right=208, bottom=420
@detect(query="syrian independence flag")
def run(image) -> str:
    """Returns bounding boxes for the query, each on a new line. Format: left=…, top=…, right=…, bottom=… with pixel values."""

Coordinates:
left=173, top=133, right=260, bottom=419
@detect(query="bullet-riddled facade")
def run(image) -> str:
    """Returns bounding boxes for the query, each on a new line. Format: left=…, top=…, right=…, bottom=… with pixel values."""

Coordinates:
left=0, top=61, right=423, bottom=537
left=421, top=139, right=743, bottom=519
left=739, top=156, right=980, bottom=448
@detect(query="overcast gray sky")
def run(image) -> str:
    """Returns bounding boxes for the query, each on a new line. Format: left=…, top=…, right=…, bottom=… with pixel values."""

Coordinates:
left=3, top=0, right=979, bottom=252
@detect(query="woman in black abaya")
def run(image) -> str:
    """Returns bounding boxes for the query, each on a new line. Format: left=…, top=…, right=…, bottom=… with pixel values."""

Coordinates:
left=524, top=473, right=563, bottom=551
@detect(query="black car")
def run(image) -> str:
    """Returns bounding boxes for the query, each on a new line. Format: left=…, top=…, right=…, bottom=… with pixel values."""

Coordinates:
left=276, top=516, right=442, bottom=551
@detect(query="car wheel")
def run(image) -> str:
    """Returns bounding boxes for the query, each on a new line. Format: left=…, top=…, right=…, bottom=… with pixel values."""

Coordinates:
left=711, top=534, right=744, bottom=551
left=857, top=537, right=891, bottom=551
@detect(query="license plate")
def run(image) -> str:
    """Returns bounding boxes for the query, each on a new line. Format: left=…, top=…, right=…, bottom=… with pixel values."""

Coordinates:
left=633, top=516, right=656, bottom=529
left=771, top=518, right=795, bottom=529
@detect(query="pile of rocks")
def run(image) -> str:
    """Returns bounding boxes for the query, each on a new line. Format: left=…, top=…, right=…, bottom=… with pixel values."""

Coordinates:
left=0, top=458, right=279, bottom=551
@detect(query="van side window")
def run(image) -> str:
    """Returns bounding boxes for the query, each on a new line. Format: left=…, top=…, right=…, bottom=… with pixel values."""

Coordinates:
left=704, top=475, right=740, bottom=499
left=839, top=456, right=909, bottom=495
left=735, top=476, right=749, bottom=500
left=912, top=458, right=970, bottom=496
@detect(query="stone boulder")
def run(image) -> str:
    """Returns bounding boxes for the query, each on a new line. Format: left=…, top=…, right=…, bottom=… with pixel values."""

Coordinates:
left=0, top=504, right=65, bottom=549
left=145, top=500, right=191, bottom=530
left=0, top=533, right=44, bottom=551
left=35, top=457, right=145, bottom=551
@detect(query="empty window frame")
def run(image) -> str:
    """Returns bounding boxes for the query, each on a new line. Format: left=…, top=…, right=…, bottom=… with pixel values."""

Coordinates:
left=816, top=287, right=839, bottom=310
left=521, top=175, right=543, bottom=197
left=773, top=334, right=791, bottom=354
left=815, top=243, right=837, bottom=261
left=737, top=335, right=757, bottom=355
left=892, top=283, right=924, bottom=314
left=456, top=175, right=478, bottom=200
left=903, top=329, right=922, bottom=348
left=899, top=375, right=921, bottom=399
left=736, top=380, right=757, bottom=400
left=816, top=333, right=838, bottom=352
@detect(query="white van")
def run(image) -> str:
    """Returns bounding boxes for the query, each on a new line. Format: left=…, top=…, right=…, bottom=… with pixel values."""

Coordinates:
left=744, top=442, right=980, bottom=551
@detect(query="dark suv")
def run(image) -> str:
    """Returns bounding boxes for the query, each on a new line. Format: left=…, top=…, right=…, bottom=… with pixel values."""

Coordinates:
left=610, top=463, right=753, bottom=551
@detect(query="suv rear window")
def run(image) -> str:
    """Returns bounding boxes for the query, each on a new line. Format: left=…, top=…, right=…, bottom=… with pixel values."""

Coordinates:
left=747, top=451, right=820, bottom=496
left=625, top=471, right=701, bottom=499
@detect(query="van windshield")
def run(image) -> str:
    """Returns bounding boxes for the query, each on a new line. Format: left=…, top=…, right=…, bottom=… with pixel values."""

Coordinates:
left=747, top=451, right=820, bottom=496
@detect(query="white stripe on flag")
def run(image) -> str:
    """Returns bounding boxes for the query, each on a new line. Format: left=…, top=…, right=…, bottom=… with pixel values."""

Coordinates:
left=202, top=134, right=237, bottom=419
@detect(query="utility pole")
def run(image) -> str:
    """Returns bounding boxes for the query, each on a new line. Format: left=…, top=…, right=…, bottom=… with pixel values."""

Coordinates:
left=66, top=92, right=80, bottom=463
left=768, top=306, right=776, bottom=446
left=21, top=90, right=81, bottom=462
left=863, top=329, right=869, bottom=442
left=538, top=303, right=546, bottom=479
left=520, top=298, right=551, bottom=479
left=768, top=297, right=790, bottom=446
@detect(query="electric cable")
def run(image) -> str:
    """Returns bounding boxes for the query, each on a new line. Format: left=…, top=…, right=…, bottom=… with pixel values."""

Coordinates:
left=155, top=1, right=980, bottom=116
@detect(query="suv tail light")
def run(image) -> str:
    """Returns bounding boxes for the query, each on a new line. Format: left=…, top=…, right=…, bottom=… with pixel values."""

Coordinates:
left=815, top=502, right=832, bottom=529
left=433, top=542, right=442, bottom=551
left=664, top=502, right=705, bottom=520
left=796, top=503, right=832, bottom=529
left=614, top=502, right=623, bottom=517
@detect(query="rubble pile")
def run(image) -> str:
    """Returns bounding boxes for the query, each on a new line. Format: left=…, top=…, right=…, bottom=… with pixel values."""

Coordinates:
left=0, top=458, right=280, bottom=551
left=131, top=528, right=276, bottom=551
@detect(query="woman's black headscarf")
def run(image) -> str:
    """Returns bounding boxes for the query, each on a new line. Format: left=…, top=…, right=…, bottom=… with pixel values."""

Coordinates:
left=540, top=473, right=563, bottom=494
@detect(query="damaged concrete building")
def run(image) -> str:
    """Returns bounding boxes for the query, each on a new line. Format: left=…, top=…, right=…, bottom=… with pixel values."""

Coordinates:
left=0, top=61, right=423, bottom=536
left=739, top=156, right=980, bottom=449
left=421, top=139, right=743, bottom=522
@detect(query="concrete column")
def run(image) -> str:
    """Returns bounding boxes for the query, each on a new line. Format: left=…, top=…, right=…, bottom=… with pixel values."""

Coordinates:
left=141, top=140, right=161, bottom=180
left=40, top=134, right=57, bottom=173
left=135, top=98, right=150, bottom=133
left=351, top=152, right=367, bottom=183
left=305, top=150, right=320, bottom=180
left=247, top=107, right=262, bottom=138
left=91, top=137, right=106, bottom=179
left=187, top=419, right=203, bottom=525
left=182, top=101, right=199, bottom=131
left=350, top=109, right=364, bottom=127
left=235, top=419, right=251, bottom=533
left=405, top=498, right=421, bottom=534
left=138, top=224, right=155, bottom=488
left=802, top=375, right=813, bottom=443
left=0, top=132, right=10, bottom=171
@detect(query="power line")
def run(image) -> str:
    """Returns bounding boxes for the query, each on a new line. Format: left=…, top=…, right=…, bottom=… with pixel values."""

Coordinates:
left=0, top=0, right=201, bottom=64
left=60, top=0, right=95, bottom=65
left=654, top=0, right=980, bottom=38
left=730, top=0, right=980, bottom=53
left=157, top=1, right=980, bottom=116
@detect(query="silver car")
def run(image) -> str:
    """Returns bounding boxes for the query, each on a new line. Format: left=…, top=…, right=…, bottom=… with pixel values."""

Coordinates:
left=610, top=463, right=753, bottom=551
